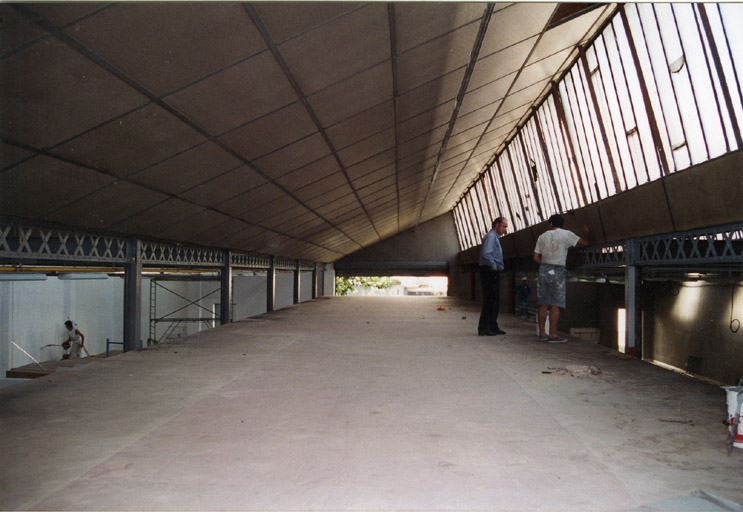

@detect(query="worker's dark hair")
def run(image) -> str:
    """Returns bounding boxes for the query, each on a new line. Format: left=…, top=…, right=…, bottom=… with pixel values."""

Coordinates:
left=492, top=217, right=505, bottom=228
left=64, top=320, right=73, bottom=328
left=548, top=214, right=565, bottom=228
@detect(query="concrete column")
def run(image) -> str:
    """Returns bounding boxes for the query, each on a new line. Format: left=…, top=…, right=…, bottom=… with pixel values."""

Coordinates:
left=624, top=239, right=640, bottom=357
left=220, top=251, right=232, bottom=325
left=293, top=260, right=300, bottom=304
left=311, top=263, right=318, bottom=299
left=0, top=282, right=10, bottom=373
left=123, top=238, right=142, bottom=353
left=267, top=256, right=275, bottom=312
left=625, top=265, right=638, bottom=356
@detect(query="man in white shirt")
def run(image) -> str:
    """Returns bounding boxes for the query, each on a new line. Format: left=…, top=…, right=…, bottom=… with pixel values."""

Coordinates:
left=533, top=214, right=589, bottom=343
left=63, top=320, right=85, bottom=359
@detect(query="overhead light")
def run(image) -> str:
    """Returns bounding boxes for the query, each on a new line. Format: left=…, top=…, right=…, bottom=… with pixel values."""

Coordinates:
left=58, top=273, right=109, bottom=280
left=0, top=273, right=47, bottom=281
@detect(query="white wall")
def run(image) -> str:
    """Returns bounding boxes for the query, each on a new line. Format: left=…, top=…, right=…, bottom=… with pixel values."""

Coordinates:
left=2, top=270, right=325, bottom=374
left=274, top=271, right=295, bottom=310
left=1, top=277, right=124, bottom=371
left=300, top=271, right=314, bottom=302
left=233, top=273, right=268, bottom=321
left=322, top=264, right=335, bottom=296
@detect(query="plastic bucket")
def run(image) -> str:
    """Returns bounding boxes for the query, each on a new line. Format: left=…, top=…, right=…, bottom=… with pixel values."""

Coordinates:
left=535, top=315, right=549, bottom=336
left=724, top=386, right=743, bottom=449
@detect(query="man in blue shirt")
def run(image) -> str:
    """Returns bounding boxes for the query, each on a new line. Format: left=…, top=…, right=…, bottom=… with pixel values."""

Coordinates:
left=478, top=217, right=509, bottom=336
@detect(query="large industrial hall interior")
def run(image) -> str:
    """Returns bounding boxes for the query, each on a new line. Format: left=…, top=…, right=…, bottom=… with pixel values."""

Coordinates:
left=1, top=2, right=743, bottom=510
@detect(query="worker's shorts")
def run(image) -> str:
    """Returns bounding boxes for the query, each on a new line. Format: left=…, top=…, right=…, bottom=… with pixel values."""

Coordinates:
left=68, top=342, right=82, bottom=359
left=537, top=264, right=566, bottom=308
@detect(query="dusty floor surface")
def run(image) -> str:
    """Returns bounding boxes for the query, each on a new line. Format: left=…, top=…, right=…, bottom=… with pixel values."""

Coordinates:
left=0, top=296, right=741, bottom=511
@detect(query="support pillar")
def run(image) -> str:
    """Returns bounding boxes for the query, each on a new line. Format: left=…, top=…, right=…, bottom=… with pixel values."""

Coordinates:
left=625, top=265, right=638, bottom=357
left=311, top=263, right=318, bottom=299
left=220, top=250, right=232, bottom=325
left=293, top=260, right=300, bottom=304
left=624, top=239, right=640, bottom=357
left=267, top=256, right=275, bottom=313
left=123, top=238, right=142, bottom=352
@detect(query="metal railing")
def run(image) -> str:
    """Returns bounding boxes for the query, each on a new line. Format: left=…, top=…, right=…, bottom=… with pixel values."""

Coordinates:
left=579, top=223, right=743, bottom=269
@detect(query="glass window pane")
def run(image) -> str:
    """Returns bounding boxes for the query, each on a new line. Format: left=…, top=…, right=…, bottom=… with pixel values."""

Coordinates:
left=465, top=194, right=483, bottom=242
left=467, top=188, right=481, bottom=238
left=629, top=3, right=688, bottom=172
left=560, top=73, right=606, bottom=202
left=452, top=206, right=467, bottom=249
left=496, top=152, right=526, bottom=230
left=677, top=4, right=728, bottom=158
left=489, top=162, right=514, bottom=228
left=454, top=2, right=740, bottom=246
left=700, top=4, right=743, bottom=151
left=539, top=96, right=582, bottom=210
left=718, top=4, right=743, bottom=141
left=653, top=4, right=708, bottom=164
left=475, top=180, right=492, bottom=224
left=522, top=119, right=559, bottom=218
left=508, top=139, right=541, bottom=226
left=470, top=184, right=488, bottom=237
left=481, top=169, right=499, bottom=221
left=458, top=198, right=474, bottom=248
left=485, top=170, right=506, bottom=220
left=673, top=5, right=726, bottom=159
left=612, top=14, right=665, bottom=183
left=481, top=178, right=493, bottom=223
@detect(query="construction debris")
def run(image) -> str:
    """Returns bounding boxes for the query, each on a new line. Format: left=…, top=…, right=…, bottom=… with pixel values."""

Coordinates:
left=543, top=365, right=602, bottom=377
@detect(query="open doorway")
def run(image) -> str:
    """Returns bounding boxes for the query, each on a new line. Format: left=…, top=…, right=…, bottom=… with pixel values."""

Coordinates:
left=335, top=276, right=448, bottom=296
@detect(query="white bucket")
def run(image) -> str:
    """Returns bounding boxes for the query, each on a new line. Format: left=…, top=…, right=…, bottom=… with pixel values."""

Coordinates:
left=724, top=386, right=743, bottom=449
left=535, top=315, right=549, bottom=337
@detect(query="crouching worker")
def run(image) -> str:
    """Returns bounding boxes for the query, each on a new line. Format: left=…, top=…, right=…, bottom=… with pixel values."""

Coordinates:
left=63, top=320, right=85, bottom=359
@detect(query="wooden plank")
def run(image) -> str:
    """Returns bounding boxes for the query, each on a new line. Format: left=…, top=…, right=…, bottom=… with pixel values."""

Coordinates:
left=6, top=357, right=100, bottom=379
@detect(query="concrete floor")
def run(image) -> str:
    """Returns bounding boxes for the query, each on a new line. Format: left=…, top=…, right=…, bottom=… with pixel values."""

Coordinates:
left=0, top=296, right=741, bottom=511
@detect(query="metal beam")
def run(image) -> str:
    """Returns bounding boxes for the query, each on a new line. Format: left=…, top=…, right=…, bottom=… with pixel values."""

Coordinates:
left=579, top=223, right=743, bottom=270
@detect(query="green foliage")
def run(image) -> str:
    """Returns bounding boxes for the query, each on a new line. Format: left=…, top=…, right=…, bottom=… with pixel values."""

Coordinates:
left=335, top=276, right=396, bottom=296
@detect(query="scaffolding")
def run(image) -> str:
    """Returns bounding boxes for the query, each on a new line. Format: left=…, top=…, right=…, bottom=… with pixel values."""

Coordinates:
left=148, top=275, right=221, bottom=345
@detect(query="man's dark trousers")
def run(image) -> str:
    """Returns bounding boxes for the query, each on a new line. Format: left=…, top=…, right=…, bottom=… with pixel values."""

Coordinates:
left=478, top=265, right=501, bottom=333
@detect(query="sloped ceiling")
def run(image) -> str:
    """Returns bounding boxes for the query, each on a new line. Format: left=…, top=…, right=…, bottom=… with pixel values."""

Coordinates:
left=0, top=2, right=616, bottom=263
